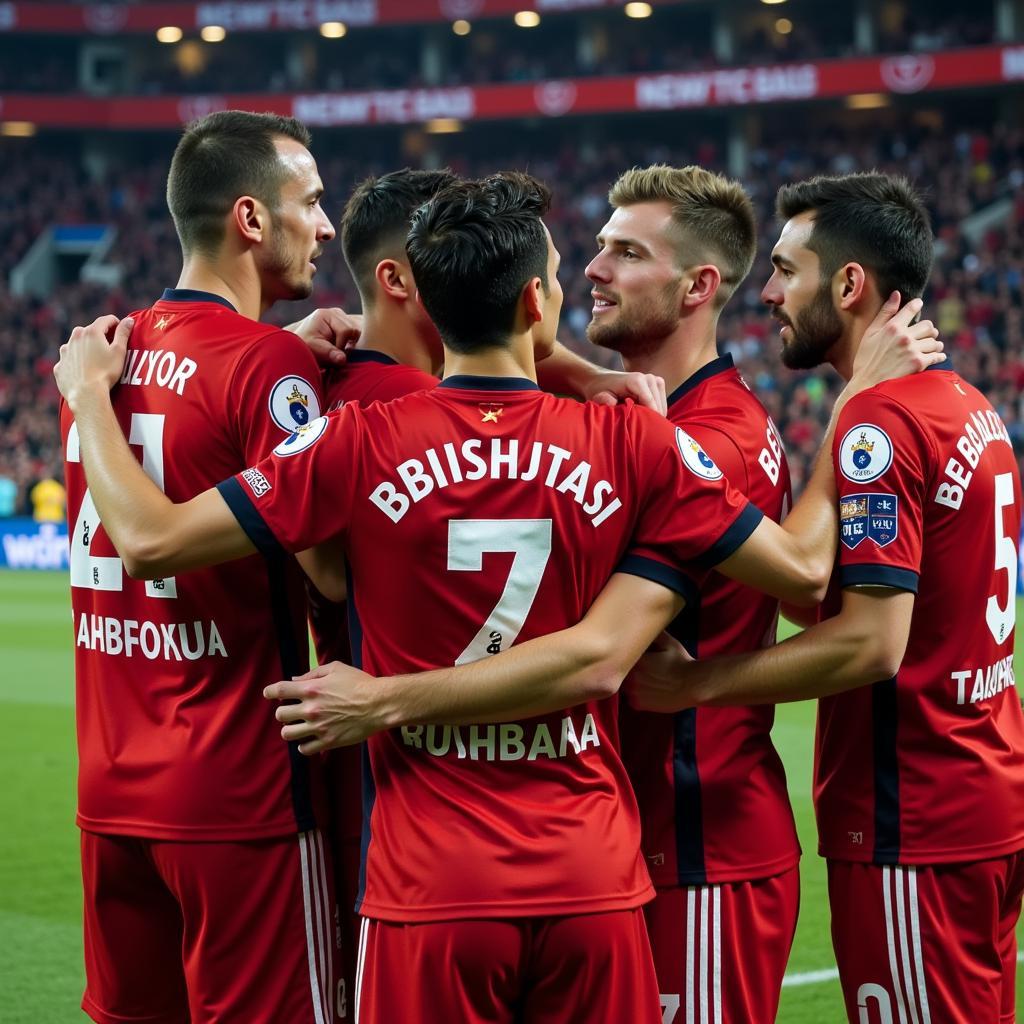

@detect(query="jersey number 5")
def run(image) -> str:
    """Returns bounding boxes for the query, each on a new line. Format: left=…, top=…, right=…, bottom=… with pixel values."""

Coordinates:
left=66, top=413, right=177, bottom=599
left=448, top=519, right=552, bottom=665
left=986, top=472, right=1017, bottom=645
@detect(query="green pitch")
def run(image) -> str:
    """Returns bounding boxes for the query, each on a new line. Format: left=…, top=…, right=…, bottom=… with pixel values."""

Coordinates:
left=0, top=568, right=1021, bottom=1022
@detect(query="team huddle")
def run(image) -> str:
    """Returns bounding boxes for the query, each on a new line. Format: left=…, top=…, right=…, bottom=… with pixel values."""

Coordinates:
left=55, top=111, right=1022, bottom=1024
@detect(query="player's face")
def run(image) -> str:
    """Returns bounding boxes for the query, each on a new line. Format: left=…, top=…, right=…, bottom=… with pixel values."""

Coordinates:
left=532, top=224, right=564, bottom=360
left=261, top=138, right=336, bottom=302
left=585, top=202, right=684, bottom=357
left=762, top=212, right=843, bottom=370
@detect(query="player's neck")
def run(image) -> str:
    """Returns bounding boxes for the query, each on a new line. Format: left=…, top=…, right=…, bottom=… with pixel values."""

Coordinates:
left=176, top=262, right=262, bottom=321
left=620, top=319, right=720, bottom=396
left=828, top=322, right=868, bottom=383
left=358, top=307, right=441, bottom=376
left=442, top=333, right=537, bottom=382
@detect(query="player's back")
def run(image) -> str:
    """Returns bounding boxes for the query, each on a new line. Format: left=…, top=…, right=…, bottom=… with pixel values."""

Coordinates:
left=818, top=366, right=1024, bottom=864
left=621, top=356, right=800, bottom=885
left=227, top=374, right=759, bottom=921
left=61, top=291, right=326, bottom=840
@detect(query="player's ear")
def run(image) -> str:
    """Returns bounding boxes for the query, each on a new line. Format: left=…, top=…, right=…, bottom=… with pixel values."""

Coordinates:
left=232, top=195, right=265, bottom=246
left=375, top=259, right=411, bottom=301
left=837, top=262, right=868, bottom=310
left=682, top=264, right=721, bottom=309
left=522, top=277, right=545, bottom=326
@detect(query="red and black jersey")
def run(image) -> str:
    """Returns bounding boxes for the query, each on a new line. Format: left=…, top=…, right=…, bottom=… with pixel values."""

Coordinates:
left=219, top=375, right=763, bottom=922
left=620, top=355, right=801, bottom=885
left=322, top=349, right=438, bottom=413
left=817, top=363, right=1024, bottom=865
left=62, top=288, right=328, bottom=841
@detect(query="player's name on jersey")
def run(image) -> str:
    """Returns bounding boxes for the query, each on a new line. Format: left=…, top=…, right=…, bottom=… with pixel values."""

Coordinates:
left=400, top=712, right=601, bottom=763
left=371, top=439, right=623, bottom=528
left=75, top=613, right=227, bottom=661
left=951, top=654, right=1016, bottom=706
left=119, top=348, right=198, bottom=397
left=936, top=406, right=1012, bottom=510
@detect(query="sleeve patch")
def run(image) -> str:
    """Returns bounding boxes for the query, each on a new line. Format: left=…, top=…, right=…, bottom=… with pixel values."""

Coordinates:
left=268, top=375, right=322, bottom=433
left=840, top=493, right=899, bottom=550
left=676, top=427, right=723, bottom=480
left=273, top=415, right=328, bottom=457
left=241, top=467, right=271, bottom=497
left=839, top=423, right=894, bottom=483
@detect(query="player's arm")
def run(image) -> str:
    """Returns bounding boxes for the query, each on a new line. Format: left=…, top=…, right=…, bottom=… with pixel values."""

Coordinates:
left=713, top=294, right=941, bottom=605
left=285, top=307, right=363, bottom=367
left=54, top=316, right=255, bottom=576
left=266, top=573, right=684, bottom=753
left=626, top=586, right=914, bottom=712
left=535, top=340, right=668, bottom=414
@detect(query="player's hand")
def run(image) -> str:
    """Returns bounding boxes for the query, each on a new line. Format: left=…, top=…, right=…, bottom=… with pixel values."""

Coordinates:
left=851, top=291, right=943, bottom=391
left=287, top=307, right=363, bottom=367
left=54, top=314, right=134, bottom=411
left=264, top=661, right=391, bottom=753
left=582, top=371, right=668, bottom=416
left=622, top=630, right=697, bottom=713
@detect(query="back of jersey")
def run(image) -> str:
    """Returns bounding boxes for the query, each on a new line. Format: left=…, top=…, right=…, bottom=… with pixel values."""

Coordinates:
left=225, top=375, right=762, bottom=921
left=62, top=293, right=326, bottom=841
left=817, top=367, right=1024, bottom=864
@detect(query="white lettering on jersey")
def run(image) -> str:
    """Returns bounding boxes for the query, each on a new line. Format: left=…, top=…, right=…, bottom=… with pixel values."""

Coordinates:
left=399, top=712, right=602, bottom=762
left=75, top=613, right=229, bottom=660
left=367, top=439, right=622, bottom=528
left=951, top=655, right=1016, bottom=705
left=934, top=407, right=1012, bottom=510
left=120, top=348, right=198, bottom=396
left=758, top=420, right=784, bottom=486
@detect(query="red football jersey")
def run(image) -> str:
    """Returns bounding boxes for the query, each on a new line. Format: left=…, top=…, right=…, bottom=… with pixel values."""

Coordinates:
left=62, top=289, right=328, bottom=840
left=219, top=375, right=763, bottom=921
left=620, top=355, right=801, bottom=885
left=817, top=365, right=1024, bottom=864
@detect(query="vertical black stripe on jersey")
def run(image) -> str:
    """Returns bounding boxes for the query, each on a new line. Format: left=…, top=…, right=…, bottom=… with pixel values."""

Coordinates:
left=265, top=554, right=317, bottom=832
left=670, top=603, right=706, bottom=886
left=348, top=561, right=376, bottom=914
left=872, top=675, right=901, bottom=863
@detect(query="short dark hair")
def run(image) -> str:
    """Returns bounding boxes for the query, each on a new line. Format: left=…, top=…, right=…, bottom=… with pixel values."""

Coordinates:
left=776, top=172, right=933, bottom=301
left=406, top=171, right=552, bottom=353
left=167, top=110, right=312, bottom=256
left=340, top=168, right=458, bottom=304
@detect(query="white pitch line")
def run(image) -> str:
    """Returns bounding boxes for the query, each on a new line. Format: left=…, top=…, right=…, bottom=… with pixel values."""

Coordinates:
left=782, top=951, right=1024, bottom=989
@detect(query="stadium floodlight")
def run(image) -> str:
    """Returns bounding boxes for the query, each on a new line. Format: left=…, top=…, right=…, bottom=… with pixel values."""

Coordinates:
left=514, top=11, right=541, bottom=28
left=846, top=92, right=890, bottom=109
left=624, top=2, right=653, bottom=17
left=200, top=25, right=227, bottom=42
left=1, top=121, right=36, bottom=137
left=452, top=19, right=471, bottom=35
left=426, top=118, right=463, bottom=133
left=156, top=26, right=183, bottom=43
left=760, top=0, right=788, bottom=5
left=320, top=21, right=348, bottom=38
left=775, top=17, right=792, bottom=34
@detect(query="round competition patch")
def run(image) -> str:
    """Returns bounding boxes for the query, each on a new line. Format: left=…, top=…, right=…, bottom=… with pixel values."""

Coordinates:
left=839, top=423, right=894, bottom=483
left=273, top=415, right=328, bottom=458
left=676, top=427, right=723, bottom=481
left=268, top=375, right=321, bottom=433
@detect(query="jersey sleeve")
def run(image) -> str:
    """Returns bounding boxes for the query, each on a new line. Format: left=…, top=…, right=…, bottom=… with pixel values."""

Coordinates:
left=682, top=422, right=749, bottom=496
left=228, top=330, right=326, bottom=464
left=833, top=391, right=931, bottom=594
left=216, top=404, right=363, bottom=558
left=618, top=413, right=763, bottom=598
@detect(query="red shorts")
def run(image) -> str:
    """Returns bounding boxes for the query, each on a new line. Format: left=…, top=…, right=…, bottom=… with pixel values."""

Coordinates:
left=643, top=866, right=800, bottom=1024
left=828, top=854, right=1024, bottom=1024
left=81, top=828, right=340, bottom=1024
left=354, top=908, right=660, bottom=1023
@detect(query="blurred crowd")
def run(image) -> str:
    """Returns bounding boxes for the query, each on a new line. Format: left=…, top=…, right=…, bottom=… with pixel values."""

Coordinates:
left=2, top=115, right=1023, bottom=515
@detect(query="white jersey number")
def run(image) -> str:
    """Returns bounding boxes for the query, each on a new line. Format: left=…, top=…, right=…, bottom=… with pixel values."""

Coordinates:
left=66, top=413, right=177, bottom=599
left=448, top=518, right=552, bottom=665
left=986, top=472, right=1017, bottom=646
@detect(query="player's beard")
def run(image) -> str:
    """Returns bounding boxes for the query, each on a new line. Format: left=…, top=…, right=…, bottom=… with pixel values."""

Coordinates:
left=777, top=280, right=844, bottom=370
left=264, top=217, right=315, bottom=302
left=586, top=280, right=681, bottom=358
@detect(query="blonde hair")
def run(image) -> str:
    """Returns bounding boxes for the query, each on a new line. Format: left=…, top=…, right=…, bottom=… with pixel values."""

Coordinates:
left=608, top=164, right=756, bottom=307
